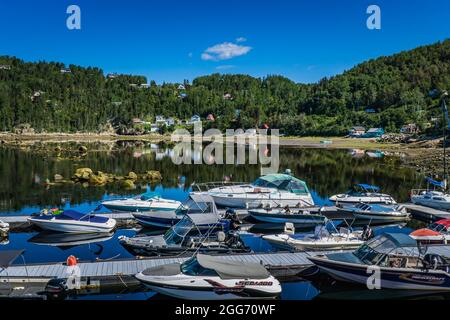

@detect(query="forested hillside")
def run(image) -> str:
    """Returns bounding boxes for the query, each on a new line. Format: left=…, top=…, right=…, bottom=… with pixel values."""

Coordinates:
left=0, top=39, right=449, bottom=136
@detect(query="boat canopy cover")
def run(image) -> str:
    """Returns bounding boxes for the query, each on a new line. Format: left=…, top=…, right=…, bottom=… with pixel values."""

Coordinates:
left=253, top=174, right=310, bottom=194
left=353, top=184, right=380, bottom=192
left=0, top=250, right=24, bottom=269
left=139, top=191, right=161, bottom=201
left=185, top=194, right=219, bottom=215
left=186, top=213, right=220, bottom=226
left=197, top=254, right=270, bottom=280
left=379, top=232, right=417, bottom=248
left=436, top=219, right=450, bottom=227
left=426, top=177, right=445, bottom=189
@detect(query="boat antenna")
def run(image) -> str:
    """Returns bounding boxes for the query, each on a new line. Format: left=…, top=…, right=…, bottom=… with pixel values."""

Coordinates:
left=442, top=91, right=449, bottom=191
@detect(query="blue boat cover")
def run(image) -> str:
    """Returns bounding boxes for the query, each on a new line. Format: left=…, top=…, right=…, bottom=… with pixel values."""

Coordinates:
left=354, top=184, right=380, bottom=192
left=381, top=232, right=417, bottom=247
left=426, top=177, right=445, bottom=189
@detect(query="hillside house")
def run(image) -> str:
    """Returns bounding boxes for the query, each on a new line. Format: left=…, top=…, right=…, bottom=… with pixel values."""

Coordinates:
left=400, top=123, right=420, bottom=134
left=349, top=126, right=366, bottom=137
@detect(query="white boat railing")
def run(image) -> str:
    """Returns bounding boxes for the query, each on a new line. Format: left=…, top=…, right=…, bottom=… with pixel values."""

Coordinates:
left=191, top=182, right=248, bottom=192
left=410, top=189, right=433, bottom=196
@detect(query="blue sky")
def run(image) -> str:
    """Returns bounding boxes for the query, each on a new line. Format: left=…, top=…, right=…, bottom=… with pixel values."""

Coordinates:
left=0, top=0, right=449, bottom=83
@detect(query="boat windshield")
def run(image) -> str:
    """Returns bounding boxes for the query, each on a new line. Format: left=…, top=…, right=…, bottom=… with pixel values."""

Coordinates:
left=353, top=235, right=398, bottom=265
left=163, top=217, right=194, bottom=245
left=182, top=198, right=212, bottom=214
left=252, top=175, right=309, bottom=194
left=430, top=223, right=448, bottom=233
left=180, top=257, right=219, bottom=276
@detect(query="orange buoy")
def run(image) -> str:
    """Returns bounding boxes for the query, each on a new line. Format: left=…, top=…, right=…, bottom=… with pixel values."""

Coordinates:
left=67, top=255, right=77, bottom=266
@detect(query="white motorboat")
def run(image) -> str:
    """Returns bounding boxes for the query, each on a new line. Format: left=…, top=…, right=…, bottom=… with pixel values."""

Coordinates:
left=102, top=193, right=182, bottom=212
left=196, top=170, right=314, bottom=209
left=135, top=254, right=281, bottom=300
left=338, top=203, right=410, bottom=222
left=0, top=220, right=9, bottom=237
left=248, top=207, right=326, bottom=226
left=263, top=224, right=365, bottom=251
left=329, top=184, right=396, bottom=204
left=411, top=190, right=450, bottom=211
left=27, top=209, right=116, bottom=233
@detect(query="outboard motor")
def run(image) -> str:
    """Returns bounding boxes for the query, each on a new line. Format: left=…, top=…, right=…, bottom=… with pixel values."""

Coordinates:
left=45, top=278, right=69, bottom=300
left=362, top=225, right=374, bottom=241
left=423, top=254, right=449, bottom=271
left=224, top=208, right=240, bottom=230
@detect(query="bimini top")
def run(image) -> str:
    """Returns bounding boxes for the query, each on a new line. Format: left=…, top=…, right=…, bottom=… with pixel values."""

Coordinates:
left=197, top=254, right=270, bottom=280
left=186, top=212, right=220, bottom=226
left=253, top=174, right=310, bottom=194
left=35, top=210, right=109, bottom=224
left=353, top=184, right=380, bottom=192
left=184, top=194, right=218, bottom=215
left=376, top=232, right=417, bottom=248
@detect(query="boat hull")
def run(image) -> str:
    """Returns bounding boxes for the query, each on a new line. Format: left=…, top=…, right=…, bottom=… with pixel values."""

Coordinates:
left=310, top=256, right=450, bottom=291
left=27, top=217, right=116, bottom=234
left=136, top=274, right=281, bottom=300
left=249, top=210, right=326, bottom=226
left=263, top=235, right=363, bottom=251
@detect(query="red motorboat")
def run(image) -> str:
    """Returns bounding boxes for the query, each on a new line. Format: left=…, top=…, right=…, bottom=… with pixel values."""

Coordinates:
left=410, top=219, right=450, bottom=244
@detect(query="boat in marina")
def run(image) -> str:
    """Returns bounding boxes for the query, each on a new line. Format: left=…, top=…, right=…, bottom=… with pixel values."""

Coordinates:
left=337, top=203, right=410, bottom=222
left=195, top=170, right=314, bottom=209
left=27, top=209, right=117, bottom=233
left=410, top=219, right=450, bottom=244
left=308, top=233, right=450, bottom=291
left=262, top=223, right=366, bottom=251
left=0, top=220, right=9, bottom=238
left=28, top=231, right=114, bottom=248
left=119, top=213, right=249, bottom=256
left=329, top=184, right=396, bottom=204
left=101, top=193, right=182, bottom=212
left=135, top=254, right=282, bottom=299
left=248, top=207, right=326, bottom=226
left=411, top=189, right=450, bottom=211
left=132, top=194, right=220, bottom=229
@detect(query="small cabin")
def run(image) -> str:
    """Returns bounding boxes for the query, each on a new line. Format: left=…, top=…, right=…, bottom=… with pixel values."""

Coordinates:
left=363, top=128, right=385, bottom=138
left=166, top=117, right=175, bottom=126
left=400, top=124, right=419, bottom=134
left=60, top=68, right=72, bottom=74
left=0, top=65, right=11, bottom=70
left=349, top=126, right=366, bottom=137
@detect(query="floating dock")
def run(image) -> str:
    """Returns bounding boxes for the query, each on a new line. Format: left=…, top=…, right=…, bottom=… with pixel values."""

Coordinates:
left=0, top=251, right=322, bottom=282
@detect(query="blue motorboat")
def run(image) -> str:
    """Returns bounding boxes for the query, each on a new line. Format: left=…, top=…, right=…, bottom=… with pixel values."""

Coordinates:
left=309, top=233, right=450, bottom=291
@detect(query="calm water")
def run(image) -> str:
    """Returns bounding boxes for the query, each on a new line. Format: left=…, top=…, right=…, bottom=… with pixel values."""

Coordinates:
left=0, top=142, right=430, bottom=300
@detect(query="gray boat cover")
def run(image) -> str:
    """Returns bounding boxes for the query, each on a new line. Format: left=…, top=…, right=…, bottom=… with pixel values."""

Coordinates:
left=197, top=254, right=270, bottom=279
left=186, top=194, right=219, bottom=215
left=187, top=213, right=220, bottom=225
left=142, top=263, right=181, bottom=276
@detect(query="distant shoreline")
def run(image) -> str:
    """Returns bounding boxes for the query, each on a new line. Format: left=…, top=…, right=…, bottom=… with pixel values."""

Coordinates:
left=0, top=132, right=445, bottom=176
left=0, top=131, right=406, bottom=149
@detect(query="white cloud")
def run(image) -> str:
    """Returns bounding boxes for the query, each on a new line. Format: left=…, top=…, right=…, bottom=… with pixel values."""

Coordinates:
left=201, top=42, right=252, bottom=61
left=236, top=37, right=247, bottom=43
left=188, top=52, right=193, bottom=58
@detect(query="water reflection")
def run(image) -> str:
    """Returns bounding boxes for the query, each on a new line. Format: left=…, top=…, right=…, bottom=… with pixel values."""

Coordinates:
left=0, top=142, right=422, bottom=214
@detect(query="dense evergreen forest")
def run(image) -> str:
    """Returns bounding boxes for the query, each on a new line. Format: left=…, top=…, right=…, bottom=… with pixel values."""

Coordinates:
left=0, top=39, right=449, bottom=136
